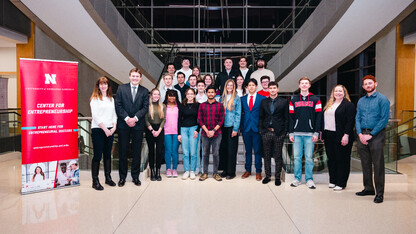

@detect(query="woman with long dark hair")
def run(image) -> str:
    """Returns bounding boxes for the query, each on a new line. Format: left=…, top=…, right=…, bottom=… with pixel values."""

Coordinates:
left=90, top=77, right=117, bottom=190
left=163, top=89, right=181, bottom=178
left=322, top=85, right=355, bottom=191
left=32, top=166, right=45, bottom=182
left=145, top=88, right=166, bottom=181
left=178, top=88, right=200, bottom=180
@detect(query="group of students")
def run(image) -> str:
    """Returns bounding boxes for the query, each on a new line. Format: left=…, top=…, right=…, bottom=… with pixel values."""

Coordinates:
left=89, top=57, right=390, bottom=204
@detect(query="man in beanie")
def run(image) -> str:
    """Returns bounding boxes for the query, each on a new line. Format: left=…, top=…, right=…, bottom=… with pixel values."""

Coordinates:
left=355, top=75, right=390, bottom=203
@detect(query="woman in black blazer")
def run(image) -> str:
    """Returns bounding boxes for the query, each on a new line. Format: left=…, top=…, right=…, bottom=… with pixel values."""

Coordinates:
left=322, top=85, right=355, bottom=191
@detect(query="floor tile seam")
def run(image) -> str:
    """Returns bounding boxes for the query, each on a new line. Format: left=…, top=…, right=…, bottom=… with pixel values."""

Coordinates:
left=267, top=185, right=302, bottom=234
left=112, top=182, right=152, bottom=234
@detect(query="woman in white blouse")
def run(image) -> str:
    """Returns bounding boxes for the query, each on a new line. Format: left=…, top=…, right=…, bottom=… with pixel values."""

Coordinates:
left=322, top=85, right=355, bottom=191
left=90, top=77, right=117, bottom=190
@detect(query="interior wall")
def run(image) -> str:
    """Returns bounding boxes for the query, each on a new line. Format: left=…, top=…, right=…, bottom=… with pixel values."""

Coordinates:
left=376, top=27, right=396, bottom=117
left=34, top=26, right=109, bottom=116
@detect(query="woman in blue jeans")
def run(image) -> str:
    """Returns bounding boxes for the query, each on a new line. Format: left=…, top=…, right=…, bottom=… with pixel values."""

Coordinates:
left=163, top=90, right=181, bottom=178
left=178, top=88, right=200, bottom=180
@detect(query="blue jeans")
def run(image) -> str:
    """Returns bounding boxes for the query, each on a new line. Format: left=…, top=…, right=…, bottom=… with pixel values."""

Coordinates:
left=293, top=135, right=315, bottom=181
left=242, top=130, right=263, bottom=173
left=196, top=130, right=203, bottom=172
left=164, top=134, right=179, bottom=170
left=181, top=126, right=199, bottom=172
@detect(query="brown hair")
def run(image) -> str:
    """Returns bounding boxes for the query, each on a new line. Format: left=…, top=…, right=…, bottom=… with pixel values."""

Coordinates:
left=90, top=77, right=113, bottom=101
left=129, top=68, right=142, bottom=76
left=182, top=88, right=198, bottom=106
left=298, top=76, right=311, bottom=84
left=32, top=166, right=45, bottom=182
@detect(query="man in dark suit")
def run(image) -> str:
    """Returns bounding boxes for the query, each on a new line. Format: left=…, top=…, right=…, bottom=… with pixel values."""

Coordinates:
left=115, top=68, right=149, bottom=187
left=240, top=78, right=266, bottom=181
left=258, top=81, right=288, bottom=186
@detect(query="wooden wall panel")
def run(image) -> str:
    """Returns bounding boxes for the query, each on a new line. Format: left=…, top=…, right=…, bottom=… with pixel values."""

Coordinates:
left=396, top=25, right=415, bottom=121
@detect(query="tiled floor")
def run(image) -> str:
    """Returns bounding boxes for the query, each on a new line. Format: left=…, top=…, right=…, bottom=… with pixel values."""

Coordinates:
left=1, top=154, right=415, bottom=234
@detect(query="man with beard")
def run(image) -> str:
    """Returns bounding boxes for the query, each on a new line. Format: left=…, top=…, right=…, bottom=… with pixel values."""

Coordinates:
left=355, top=75, right=390, bottom=204
left=250, top=56, right=275, bottom=92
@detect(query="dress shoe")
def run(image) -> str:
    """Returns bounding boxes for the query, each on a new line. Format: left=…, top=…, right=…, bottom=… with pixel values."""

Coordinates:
left=241, top=171, right=251, bottom=179
left=374, top=195, right=384, bottom=203
left=118, top=179, right=126, bottom=187
left=262, top=177, right=271, bottom=184
left=256, top=173, right=262, bottom=181
left=226, top=175, right=236, bottom=180
left=156, top=168, right=162, bottom=181
left=105, top=178, right=116, bottom=187
left=275, top=179, right=281, bottom=186
left=220, top=171, right=227, bottom=178
left=355, top=189, right=375, bottom=196
left=150, top=169, right=156, bottom=181
left=92, top=178, right=104, bottom=191
left=133, top=178, right=141, bottom=186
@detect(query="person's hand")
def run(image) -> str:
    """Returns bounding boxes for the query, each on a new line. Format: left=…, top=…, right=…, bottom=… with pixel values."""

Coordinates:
left=178, top=135, right=182, bottom=143
left=359, top=133, right=368, bottom=145
left=193, top=131, right=199, bottom=138
left=104, top=128, right=112, bottom=137
left=231, top=131, right=238, bottom=137
left=153, top=129, right=161, bottom=137
left=289, top=136, right=294, bottom=142
left=364, top=134, right=372, bottom=142
left=341, top=134, right=349, bottom=146
left=126, top=118, right=136, bottom=127
left=207, top=130, right=215, bottom=138
left=312, top=135, right=318, bottom=143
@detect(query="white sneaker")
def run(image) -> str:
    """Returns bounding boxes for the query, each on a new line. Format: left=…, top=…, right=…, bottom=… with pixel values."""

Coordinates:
left=329, top=183, right=336, bottom=188
left=306, top=180, right=316, bottom=189
left=290, top=180, right=301, bottom=187
left=182, top=171, right=190, bottom=180
left=190, top=171, right=196, bottom=180
left=333, top=186, right=343, bottom=191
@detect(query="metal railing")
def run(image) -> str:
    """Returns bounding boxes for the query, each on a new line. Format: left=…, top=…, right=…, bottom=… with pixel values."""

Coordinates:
left=0, top=108, right=21, bottom=153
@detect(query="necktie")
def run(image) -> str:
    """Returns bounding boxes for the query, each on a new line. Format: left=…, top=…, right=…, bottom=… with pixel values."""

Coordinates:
left=132, top=86, right=137, bottom=101
left=270, top=99, right=275, bottom=114
left=249, top=95, right=254, bottom=111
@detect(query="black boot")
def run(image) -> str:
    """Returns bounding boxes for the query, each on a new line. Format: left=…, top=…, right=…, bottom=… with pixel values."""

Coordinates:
left=150, top=168, right=156, bottom=181
left=156, top=168, right=162, bottom=181
left=92, top=161, right=104, bottom=191
left=104, top=159, right=116, bottom=186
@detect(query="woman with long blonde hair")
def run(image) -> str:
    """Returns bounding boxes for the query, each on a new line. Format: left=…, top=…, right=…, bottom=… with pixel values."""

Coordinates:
left=218, top=79, right=241, bottom=179
left=322, top=84, right=355, bottom=191
left=90, top=77, right=117, bottom=190
left=145, top=88, right=166, bottom=181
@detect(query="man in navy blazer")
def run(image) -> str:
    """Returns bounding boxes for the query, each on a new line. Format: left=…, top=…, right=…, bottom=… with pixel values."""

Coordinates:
left=240, top=78, right=266, bottom=181
left=115, top=68, right=149, bottom=187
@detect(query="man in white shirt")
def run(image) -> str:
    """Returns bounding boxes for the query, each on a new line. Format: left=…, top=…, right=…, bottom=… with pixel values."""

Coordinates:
left=174, top=58, right=193, bottom=84
left=160, top=74, right=182, bottom=103
left=250, top=57, right=275, bottom=91
left=239, top=56, right=253, bottom=86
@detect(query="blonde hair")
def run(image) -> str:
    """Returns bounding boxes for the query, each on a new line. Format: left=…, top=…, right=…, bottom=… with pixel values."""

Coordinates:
left=324, top=85, right=351, bottom=111
left=149, top=88, right=164, bottom=120
left=90, top=77, right=113, bottom=101
left=221, top=79, right=237, bottom=111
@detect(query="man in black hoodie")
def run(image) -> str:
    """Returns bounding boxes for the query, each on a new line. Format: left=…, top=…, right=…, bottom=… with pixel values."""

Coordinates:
left=289, top=77, right=322, bottom=189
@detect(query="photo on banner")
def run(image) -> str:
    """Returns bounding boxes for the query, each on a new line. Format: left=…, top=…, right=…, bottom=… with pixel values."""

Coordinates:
left=20, top=58, right=79, bottom=194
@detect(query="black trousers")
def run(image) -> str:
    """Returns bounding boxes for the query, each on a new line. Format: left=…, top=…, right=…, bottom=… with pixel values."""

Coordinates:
left=261, top=131, right=285, bottom=178
left=357, top=129, right=385, bottom=196
left=91, top=128, right=114, bottom=163
left=118, top=127, right=143, bottom=180
left=145, top=124, right=164, bottom=169
left=218, top=127, right=238, bottom=176
left=324, top=130, right=352, bottom=187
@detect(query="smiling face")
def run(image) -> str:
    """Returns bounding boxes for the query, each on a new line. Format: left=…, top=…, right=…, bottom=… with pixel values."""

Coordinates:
left=99, top=82, right=108, bottom=94
left=188, top=76, right=197, bottom=87
left=197, top=82, right=206, bottom=93
left=35, top=167, right=41, bottom=174
left=167, top=64, right=175, bottom=74
left=129, top=72, right=142, bottom=86
left=333, top=86, right=345, bottom=101
left=224, top=59, right=233, bottom=70
left=239, top=58, right=247, bottom=68
left=206, top=89, right=216, bottom=100
left=164, top=75, right=173, bottom=87
left=167, top=95, right=176, bottom=104
left=186, top=89, right=195, bottom=101
left=247, top=81, right=257, bottom=94
left=182, top=59, right=190, bottom=69
left=261, top=79, right=269, bottom=90
left=151, top=90, right=160, bottom=102
left=299, top=79, right=311, bottom=93
left=257, top=59, right=265, bottom=68
left=193, top=67, right=200, bottom=76
left=236, top=76, right=244, bottom=87
left=177, top=74, right=185, bottom=85
left=362, top=79, right=377, bottom=94
left=269, top=85, right=278, bottom=97
left=204, top=76, right=212, bottom=86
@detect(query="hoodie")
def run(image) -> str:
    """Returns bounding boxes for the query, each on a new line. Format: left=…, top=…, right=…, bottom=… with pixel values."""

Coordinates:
left=289, top=93, right=322, bottom=137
